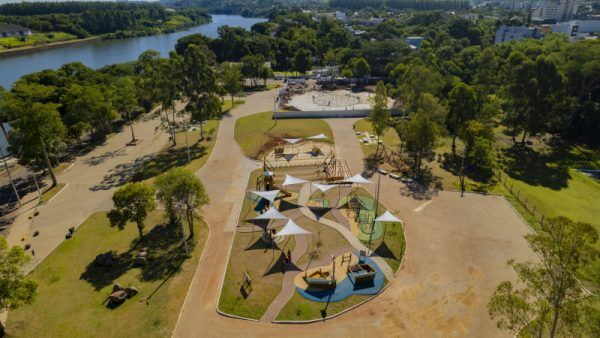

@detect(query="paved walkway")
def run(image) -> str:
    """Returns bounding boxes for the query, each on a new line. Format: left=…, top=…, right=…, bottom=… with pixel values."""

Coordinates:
left=259, top=234, right=307, bottom=322
left=4, top=114, right=170, bottom=273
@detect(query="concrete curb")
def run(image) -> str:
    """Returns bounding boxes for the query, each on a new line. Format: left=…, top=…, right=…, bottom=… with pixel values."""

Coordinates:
left=43, top=183, right=69, bottom=205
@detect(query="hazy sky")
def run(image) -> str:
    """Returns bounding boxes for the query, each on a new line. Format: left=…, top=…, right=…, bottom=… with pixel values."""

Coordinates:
left=0, top=0, right=158, bottom=5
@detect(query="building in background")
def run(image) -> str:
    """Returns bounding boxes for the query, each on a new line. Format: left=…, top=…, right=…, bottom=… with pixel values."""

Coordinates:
left=0, top=24, right=32, bottom=38
left=532, top=0, right=578, bottom=23
left=495, top=25, right=541, bottom=43
left=552, top=19, right=600, bottom=40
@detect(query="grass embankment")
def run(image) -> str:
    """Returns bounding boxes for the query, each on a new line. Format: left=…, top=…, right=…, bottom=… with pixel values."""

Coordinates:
left=354, top=119, right=401, bottom=158
left=134, top=119, right=220, bottom=184
left=234, top=111, right=334, bottom=159
left=41, top=183, right=66, bottom=203
left=0, top=32, right=76, bottom=50
left=6, top=211, right=208, bottom=337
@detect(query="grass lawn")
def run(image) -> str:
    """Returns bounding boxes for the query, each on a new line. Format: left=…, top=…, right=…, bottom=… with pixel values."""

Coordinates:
left=275, top=292, right=372, bottom=321
left=0, top=32, right=76, bottom=50
left=218, top=230, right=296, bottom=320
left=234, top=111, right=334, bottom=159
left=221, top=99, right=245, bottom=113
left=354, top=119, right=401, bottom=158
left=6, top=210, right=208, bottom=337
left=41, top=183, right=66, bottom=203
left=134, top=119, right=220, bottom=184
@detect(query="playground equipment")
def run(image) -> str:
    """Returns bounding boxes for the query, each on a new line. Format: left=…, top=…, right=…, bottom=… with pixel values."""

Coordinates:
left=317, top=152, right=352, bottom=182
left=347, top=263, right=377, bottom=284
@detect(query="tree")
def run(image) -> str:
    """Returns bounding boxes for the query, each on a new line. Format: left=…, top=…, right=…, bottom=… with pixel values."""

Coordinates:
left=368, top=81, right=391, bottom=153
left=347, top=57, right=370, bottom=85
left=221, top=63, right=243, bottom=104
left=62, top=84, right=118, bottom=138
left=0, top=236, right=37, bottom=336
left=0, top=86, right=9, bottom=142
left=112, top=76, right=139, bottom=142
left=456, top=120, right=495, bottom=195
left=447, top=82, right=478, bottom=157
left=488, top=216, right=599, bottom=337
left=7, top=99, right=65, bottom=187
left=240, top=54, right=265, bottom=87
left=293, top=48, right=312, bottom=75
left=403, top=111, right=439, bottom=178
left=182, top=44, right=221, bottom=140
left=155, top=167, right=209, bottom=236
left=157, top=52, right=183, bottom=147
left=108, top=182, right=156, bottom=240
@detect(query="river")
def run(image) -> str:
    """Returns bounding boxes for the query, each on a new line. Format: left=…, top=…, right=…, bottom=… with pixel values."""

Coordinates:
left=0, top=14, right=266, bottom=89
left=0, top=14, right=266, bottom=154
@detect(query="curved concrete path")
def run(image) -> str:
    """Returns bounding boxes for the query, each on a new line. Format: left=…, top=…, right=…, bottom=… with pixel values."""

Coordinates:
left=173, top=98, right=538, bottom=337
left=259, top=234, right=307, bottom=322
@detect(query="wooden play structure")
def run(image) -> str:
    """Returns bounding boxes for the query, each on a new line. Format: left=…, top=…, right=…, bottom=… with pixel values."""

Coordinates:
left=347, top=263, right=377, bottom=284
left=317, top=152, right=352, bottom=182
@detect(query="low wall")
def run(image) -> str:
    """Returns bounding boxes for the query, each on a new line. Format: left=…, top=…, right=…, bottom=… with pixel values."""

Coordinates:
left=273, top=109, right=402, bottom=119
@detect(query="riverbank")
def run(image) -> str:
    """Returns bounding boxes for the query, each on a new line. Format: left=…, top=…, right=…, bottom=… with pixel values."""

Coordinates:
left=0, top=36, right=102, bottom=58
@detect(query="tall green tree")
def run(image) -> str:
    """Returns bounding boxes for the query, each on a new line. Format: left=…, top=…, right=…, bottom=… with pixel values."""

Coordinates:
left=108, top=182, right=157, bottom=240
left=368, top=81, right=391, bottom=153
left=155, top=167, right=209, bottom=236
left=348, top=57, right=370, bottom=85
left=293, top=48, right=312, bottom=75
left=112, top=76, right=139, bottom=142
left=447, top=82, right=478, bottom=157
left=221, top=63, right=243, bottom=104
left=7, top=99, right=65, bottom=187
left=0, top=236, right=37, bottom=336
left=182, top=44, right=221, bottom=140
left=488, top=216, right=599, bottom=337
left=62, top=84, right=118, bottom=138
left=240, top=54, right=265, bottom=87
left=0, top=86, right=9, bottom=142
left=403, top=111, right=439, bottom=177
left=157, top=52, right=183, bottom=146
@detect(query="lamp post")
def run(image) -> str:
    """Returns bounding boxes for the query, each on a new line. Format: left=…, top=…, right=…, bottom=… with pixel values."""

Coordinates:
left=367, top=168, right=381, bottom=256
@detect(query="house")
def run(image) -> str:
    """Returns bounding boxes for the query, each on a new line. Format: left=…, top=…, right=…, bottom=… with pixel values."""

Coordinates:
left=494, top=25, right=540, bottom=44
left=0, top=24, right=32, bottom=38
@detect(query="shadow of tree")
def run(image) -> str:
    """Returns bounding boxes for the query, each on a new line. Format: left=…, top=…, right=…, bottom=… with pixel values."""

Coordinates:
left=80, top=221, right=196, bottom=290
left=84, top=148, right=127, bottom=166
left=89, top=143, right=208, bottom=191
left=502, top=143, right=573, bottom=190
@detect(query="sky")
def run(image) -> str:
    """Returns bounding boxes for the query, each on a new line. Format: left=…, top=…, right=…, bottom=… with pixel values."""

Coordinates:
left=0, top=0, right=158, bottom=5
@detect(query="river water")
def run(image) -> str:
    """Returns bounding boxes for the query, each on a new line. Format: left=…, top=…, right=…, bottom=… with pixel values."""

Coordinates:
left=0, top=14, right=266, bottom=154
left=0, top=14, right=266, bottom=89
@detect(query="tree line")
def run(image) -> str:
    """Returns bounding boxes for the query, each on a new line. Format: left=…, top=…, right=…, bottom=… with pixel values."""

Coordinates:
left=0, top=2, right=210, bottom=39
left=329, top=0, right=470, bottom=10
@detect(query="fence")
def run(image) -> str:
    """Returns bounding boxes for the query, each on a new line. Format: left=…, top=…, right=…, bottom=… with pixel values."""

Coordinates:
left=495, top=170, right=548, bottom=227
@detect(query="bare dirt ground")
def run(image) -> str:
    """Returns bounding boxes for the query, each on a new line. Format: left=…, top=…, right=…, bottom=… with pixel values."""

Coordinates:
left=173, top=98, right=538, bottom=337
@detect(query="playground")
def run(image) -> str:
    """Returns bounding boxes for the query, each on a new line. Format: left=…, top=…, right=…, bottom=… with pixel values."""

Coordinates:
left=218, top=134, right=406, bottom=322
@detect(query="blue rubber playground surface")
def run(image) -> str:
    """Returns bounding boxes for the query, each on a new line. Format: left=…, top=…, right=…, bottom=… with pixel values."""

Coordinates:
left=296, top=257, right=385, bottom=302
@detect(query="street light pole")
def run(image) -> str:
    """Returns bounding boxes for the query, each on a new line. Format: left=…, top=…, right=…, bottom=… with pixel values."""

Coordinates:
left=367, top=169, right=381, bottom=255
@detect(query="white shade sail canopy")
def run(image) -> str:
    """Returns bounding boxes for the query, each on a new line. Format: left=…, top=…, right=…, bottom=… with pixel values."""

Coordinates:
left=282, top=174, right=309, bottom=186
left=375, top=210, right=402, bottom=223
left=251, top=190, right=280, bottom=203
left=274, top=219, right=311, bottom=237
left=307, top=133, right=328, bottom=140
left=313, top=183, right=338, bottom=192
left=282, top=138, right=302, bottom=144
left=254, top=207, right=288, bottom=220
left=345, top=174, right=372, bottom=184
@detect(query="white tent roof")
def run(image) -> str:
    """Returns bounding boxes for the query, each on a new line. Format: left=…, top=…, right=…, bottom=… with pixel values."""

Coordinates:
left=254, top=207, right=288, bottom=220
left=282, top=174, right=309, bottom=186
left=307, top=133, right=328, bottom=140
left=313, top=183, right=338, bottom=192
left=282, top=138, right=302, bottom=144
left=274, top=219, right=311, bottom=237
left=251, top=190, right=280, bottom=203
left=375, top=210, right=402, bottom=223
left=345, top=174, right=372, bottom=184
